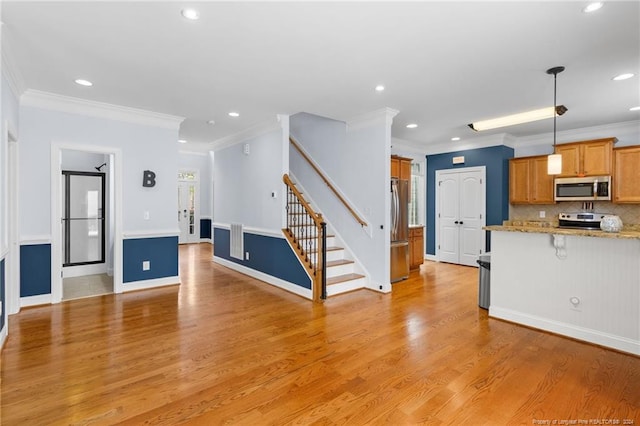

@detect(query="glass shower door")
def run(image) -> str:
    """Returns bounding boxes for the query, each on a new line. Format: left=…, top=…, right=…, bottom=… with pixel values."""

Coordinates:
left=62, top=171, right=105, bottom=266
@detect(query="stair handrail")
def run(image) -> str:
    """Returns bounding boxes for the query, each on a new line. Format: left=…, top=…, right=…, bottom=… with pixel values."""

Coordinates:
left=289, top=136, right=368, bottom=227
left=282, top=173, right=327, bottom=301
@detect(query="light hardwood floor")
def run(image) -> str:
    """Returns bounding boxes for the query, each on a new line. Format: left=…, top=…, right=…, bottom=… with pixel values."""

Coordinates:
left=1, top=243, right=638, bottom=425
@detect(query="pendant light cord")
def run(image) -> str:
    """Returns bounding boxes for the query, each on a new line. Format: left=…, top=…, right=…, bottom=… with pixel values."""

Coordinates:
left=553, top=71, right=557, bottom=149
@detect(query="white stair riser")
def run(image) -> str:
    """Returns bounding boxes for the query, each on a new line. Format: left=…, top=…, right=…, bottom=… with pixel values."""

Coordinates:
left=326, top=249, right=345, bottom=262
left=326, top=277, right=366, bottom=296
left=326, top=263, right=355, bottom=278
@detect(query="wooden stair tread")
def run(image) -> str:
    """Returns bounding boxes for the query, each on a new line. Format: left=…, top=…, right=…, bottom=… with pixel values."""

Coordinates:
left=326, top=259, right=354, bottom=267
left=310, top=246, right=343, bottom=253
left=296, top=235, right=335, bottom=241
left=327, top=273, right=365, bottom=286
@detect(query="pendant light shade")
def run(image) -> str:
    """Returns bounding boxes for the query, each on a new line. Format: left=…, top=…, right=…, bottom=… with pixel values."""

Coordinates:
left=547, top=153, right=562, bottom=175
left=547, top=66, right=565, bottom=175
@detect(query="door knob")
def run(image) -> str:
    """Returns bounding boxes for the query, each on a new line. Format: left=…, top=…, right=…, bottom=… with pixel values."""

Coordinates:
left=459, top=221, right=464, bottom=225
left=454, top=221, right=459, bottom=224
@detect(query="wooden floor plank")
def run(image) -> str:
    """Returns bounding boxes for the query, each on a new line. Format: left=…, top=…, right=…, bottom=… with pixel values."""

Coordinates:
left=1, top=243, right=639, bottom=425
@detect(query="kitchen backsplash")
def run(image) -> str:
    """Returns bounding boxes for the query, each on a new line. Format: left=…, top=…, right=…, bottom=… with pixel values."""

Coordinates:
left=510, top=202, right=640, bottom=225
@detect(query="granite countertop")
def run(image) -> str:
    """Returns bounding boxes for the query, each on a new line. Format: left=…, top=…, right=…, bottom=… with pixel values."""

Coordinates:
left=484, top=221, right=640, bottom=240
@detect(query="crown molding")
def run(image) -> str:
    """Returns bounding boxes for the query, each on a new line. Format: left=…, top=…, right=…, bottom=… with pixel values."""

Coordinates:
left=422, top=132, right=515, bottom=156
left=21, top=89, right=184, bottom=130
left=515, top=120, right=640, bottom=148
left=347, top=107, right=399, bottom=130
left=1, top=30, right=27, bottom=99
left=210, top=115, right=282, bottom=151
left=179, top=149, right=209, bottom=156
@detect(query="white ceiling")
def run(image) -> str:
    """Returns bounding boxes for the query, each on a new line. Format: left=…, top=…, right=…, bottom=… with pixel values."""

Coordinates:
left=2, top=1, right=639, bottom=151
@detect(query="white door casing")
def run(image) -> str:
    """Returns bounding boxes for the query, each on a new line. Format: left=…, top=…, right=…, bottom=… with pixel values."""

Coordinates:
left=436, top=166, right=486, bottom=267
left=6, top=126, right=19, bottom=315
left=178, top=170, right=199, bottom=244
left=51, top=144, right=123, bottom=303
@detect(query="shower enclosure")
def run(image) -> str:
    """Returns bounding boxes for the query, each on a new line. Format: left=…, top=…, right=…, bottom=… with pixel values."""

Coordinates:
left=62, top=171, right=106, bottom=266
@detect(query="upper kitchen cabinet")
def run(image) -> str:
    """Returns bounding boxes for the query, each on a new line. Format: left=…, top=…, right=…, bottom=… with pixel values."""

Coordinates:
left=613, top=145, right=640, bottom=203
left=391, top=155, right=411, bottom=180
left=509, top=155, right=554, bottom=204
left=555, top=138, right=616, bottom=177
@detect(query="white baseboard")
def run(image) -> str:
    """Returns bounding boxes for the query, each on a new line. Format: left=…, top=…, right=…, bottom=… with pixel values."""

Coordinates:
left=21, top=294, right=52, bottom=307
left=490, top=306, right=640, bottom=356
left=213, top=256, right=312, bottom=300
left=122, top=276, right=180, bottom=292
left=199, top=238, right=212, bottom=244
left=425, top=254, right=437, bottom=262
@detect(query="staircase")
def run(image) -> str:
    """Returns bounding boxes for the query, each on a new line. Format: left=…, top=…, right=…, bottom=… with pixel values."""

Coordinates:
left=283, top=175, right=366, bottom=299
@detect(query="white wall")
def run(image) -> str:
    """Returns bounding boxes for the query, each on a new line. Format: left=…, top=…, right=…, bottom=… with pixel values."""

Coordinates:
left=19, top=101, right=181, bottom=238
left=290, top=110, right=394, bottom=290
left=61, top=150, right=107, bottom=173
left=178, top=150, right=211, bottom=218
left=213, top=127, right=285, bottom=231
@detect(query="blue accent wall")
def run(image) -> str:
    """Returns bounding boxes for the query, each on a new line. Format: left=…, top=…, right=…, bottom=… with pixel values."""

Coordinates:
left=426, top=145, right=514, bottom=255
left=214, top=227, right=311, bottom=289
left=200, top=219, right=212, bottom=239
left=1, top=259, right=5, bottom=331
left=123, top=236, right=178, bottom=283
left=20, top=244, right=52, bottom=297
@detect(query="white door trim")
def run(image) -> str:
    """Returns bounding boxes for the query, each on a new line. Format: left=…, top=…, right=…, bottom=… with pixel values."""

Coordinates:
left=435, top=166, right=486, bottom=264
left=178, top=169, right=200, bottom=244
left=6, top=124, right=19, bottom=315
left=51, top=143, right=123, bottom=303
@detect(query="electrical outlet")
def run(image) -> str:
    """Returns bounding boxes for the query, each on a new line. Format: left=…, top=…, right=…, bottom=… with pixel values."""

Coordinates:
left=245, top=252, right=250, bottom=261
left=142, top=261, right=150, bottom=271
left=539, top=210, right=546, bottom=218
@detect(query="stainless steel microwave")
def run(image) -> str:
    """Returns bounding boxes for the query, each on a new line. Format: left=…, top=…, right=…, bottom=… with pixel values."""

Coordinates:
left=554, top=176, right=611, bottom=201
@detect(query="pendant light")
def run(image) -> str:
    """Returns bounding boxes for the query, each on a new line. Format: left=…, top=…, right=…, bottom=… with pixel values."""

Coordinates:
left=547, top=66, right=566, bottom=175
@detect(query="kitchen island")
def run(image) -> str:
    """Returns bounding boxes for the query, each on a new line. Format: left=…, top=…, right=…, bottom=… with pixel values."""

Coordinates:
left=485, top=224, right=640, bottom=355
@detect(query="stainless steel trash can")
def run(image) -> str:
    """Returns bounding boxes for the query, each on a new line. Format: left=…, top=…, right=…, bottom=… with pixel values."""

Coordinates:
left=477, top=252, right=490, bottom=309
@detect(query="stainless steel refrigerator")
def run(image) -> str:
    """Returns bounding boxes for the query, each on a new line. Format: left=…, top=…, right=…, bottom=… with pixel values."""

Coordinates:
left=390, top=177, right=409, bottom=282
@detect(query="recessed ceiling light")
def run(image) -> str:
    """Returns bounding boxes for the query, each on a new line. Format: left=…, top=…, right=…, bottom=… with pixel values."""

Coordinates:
left=630, top=106, right=640, bottom=111
left=181, top=8, right=200, bottom=20
left=583, top=2, right=603, bottom=13
left=451, top=137, right=461, bottom=141
left=406, top=123, right=418, bottom=129
left=178, top=139, right=187, bottom=144
left=228, top=112, right=240, bottom=117
left=74, top=79, right=93, bottom=87
left=375, top=85, right=385, bottom=92
left=207, top=120, right=215, bottom=125
left=612, top=73, right=634, bottom=81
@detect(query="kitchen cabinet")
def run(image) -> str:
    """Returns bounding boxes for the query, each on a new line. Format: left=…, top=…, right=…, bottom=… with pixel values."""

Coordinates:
left=391, top=155, right=412, bottom=192
left=391, top=155, right=411, bottom=179
left=509, top=155, right=554, bottom=204
left=409, top=226, right=424, bottom=270
left=613, top=145, right=640, bottom=203
left=555, top=138, right=615, bottom=177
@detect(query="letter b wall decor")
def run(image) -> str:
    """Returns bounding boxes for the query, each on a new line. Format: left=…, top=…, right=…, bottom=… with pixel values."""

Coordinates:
left=143, top=170, right=156, bottom=187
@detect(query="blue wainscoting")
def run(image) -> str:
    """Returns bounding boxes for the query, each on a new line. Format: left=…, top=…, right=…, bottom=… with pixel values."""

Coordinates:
left=20, top=244, right=52, bottom=297
left=214, top=227, right=311, bottom=289
left=123, top=236, right=178, bottom=283
left=200, top=218, right=212, bottom=240
left=1, top=258, right=5, bottom=331
left=426, top=145, right=514, bottom=255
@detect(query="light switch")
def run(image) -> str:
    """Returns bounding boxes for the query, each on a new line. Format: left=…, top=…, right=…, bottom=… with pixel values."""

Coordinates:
left=144, top=211, right=150, bottom=220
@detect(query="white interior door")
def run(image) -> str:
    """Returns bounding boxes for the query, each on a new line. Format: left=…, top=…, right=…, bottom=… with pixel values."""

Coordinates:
left=436, top=167, right=486, bottom=266
left=178, top=171, right=199, bottom=244
left=437, top=174, right=459, bottom=264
